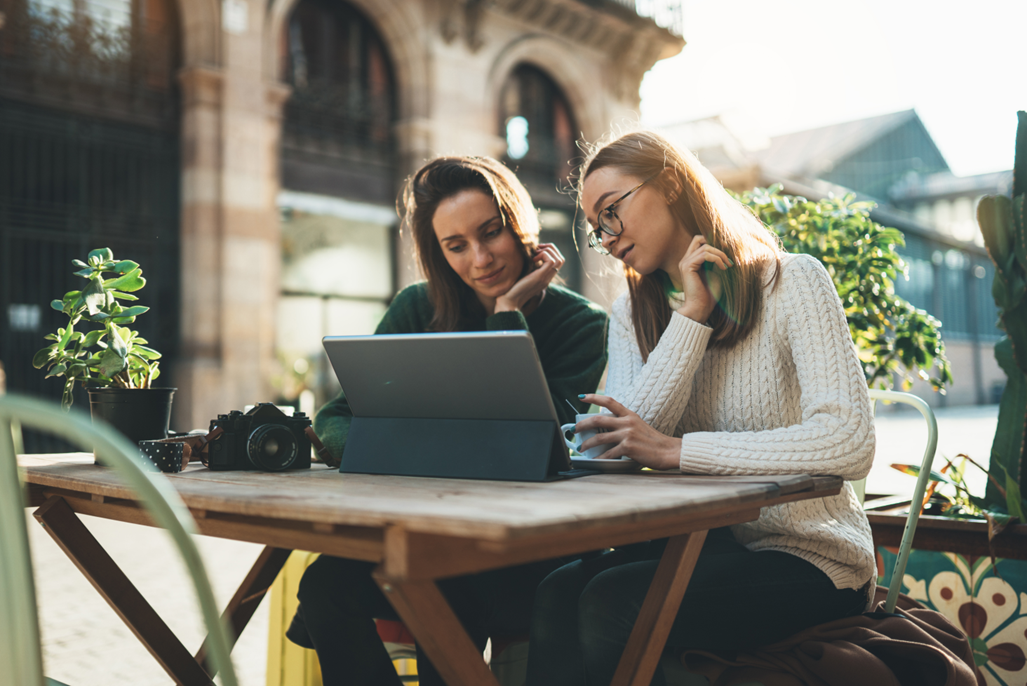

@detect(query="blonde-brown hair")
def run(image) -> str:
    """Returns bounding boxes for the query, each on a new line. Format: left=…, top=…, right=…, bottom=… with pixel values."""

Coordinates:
left=401, top=156, right=541, bottom=331
left=578, top=131, right=782, bottom=360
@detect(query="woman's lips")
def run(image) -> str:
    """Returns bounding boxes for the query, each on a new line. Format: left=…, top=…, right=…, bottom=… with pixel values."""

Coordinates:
left=617, top=246, right=634, bottom=263
left=477, top=266, right=505, bottom=284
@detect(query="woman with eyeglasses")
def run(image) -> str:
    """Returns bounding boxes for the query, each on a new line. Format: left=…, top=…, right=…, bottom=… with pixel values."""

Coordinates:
left=524, top=131, right=876, bottom=685
left=286, top=155, right=609, bottom=686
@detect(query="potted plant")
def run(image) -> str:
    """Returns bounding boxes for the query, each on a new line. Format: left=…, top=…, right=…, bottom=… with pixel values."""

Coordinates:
left=32, top=247, right=176, bottom=449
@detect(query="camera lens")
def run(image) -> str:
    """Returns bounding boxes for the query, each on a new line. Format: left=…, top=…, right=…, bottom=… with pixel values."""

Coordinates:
left=246, top=424, right=298, bottom=471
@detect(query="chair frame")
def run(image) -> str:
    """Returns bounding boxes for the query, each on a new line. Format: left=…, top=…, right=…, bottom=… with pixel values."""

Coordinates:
left=867, top=389, right=939, bottom=614
left=0, top=394, right=238, bottom=686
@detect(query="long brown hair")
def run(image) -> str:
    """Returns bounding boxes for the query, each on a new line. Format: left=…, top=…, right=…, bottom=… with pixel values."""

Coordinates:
left=401, top=156, right=541, bottom=331
left=578, top=131, right=782, bottom=360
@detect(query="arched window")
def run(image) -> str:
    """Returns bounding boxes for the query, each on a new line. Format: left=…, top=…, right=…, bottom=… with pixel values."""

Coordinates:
left=277, top=1, right=399, bottom=409
left=499, top=64, right=582, bottom=291
left=281, top=0, right=396, bottom=197
left=499, top=64, right=577, bottom=189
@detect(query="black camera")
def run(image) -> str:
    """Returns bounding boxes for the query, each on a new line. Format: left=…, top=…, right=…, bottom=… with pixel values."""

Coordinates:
left=207, top=403, right=312, bottom=471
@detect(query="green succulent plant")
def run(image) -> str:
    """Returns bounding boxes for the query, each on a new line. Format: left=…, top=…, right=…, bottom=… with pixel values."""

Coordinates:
left=32, top=247, right=162, bottom=409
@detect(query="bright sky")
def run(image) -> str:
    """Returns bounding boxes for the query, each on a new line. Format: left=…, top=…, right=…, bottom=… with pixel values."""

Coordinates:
left=639, top=0, right=1026, bottom=177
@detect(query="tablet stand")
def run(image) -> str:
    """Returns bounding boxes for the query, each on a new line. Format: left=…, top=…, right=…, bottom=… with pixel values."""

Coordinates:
left=340, top=417, right=579, bottom=481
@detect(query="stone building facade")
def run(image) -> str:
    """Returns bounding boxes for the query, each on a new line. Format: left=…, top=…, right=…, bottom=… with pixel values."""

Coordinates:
left=0, top=0, right=683, bottom=435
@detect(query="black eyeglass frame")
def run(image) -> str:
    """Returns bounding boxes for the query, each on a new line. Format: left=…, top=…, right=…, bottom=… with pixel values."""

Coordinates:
left=586, top=172, right=662, bottom=255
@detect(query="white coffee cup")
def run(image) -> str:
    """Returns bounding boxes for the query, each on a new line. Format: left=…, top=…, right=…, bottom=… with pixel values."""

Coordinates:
left=561, top=413, right=612, bottom=460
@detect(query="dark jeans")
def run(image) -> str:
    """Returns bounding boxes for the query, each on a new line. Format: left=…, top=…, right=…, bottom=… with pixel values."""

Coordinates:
left=525, top=528, right=868, bottom=686
left=288, top=554, right=562, bottom=686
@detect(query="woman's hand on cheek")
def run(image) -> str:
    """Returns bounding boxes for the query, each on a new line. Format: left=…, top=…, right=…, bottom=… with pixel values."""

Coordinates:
left=575, top=394, right=681, bottom=471
left=676, top=234, right=732, bottom=324
left=494, top=243, right=565, bottom=313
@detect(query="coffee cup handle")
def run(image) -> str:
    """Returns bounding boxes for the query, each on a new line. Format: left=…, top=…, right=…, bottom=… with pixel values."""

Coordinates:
left=560, top=423, right=580, bottom=452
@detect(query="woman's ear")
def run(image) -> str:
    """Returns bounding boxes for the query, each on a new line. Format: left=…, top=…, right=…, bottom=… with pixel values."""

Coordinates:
left=665, top=177, right=684, bottom=205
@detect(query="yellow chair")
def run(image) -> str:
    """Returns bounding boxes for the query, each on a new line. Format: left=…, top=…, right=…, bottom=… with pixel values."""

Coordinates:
left=265, top=552, right=419, bottom=686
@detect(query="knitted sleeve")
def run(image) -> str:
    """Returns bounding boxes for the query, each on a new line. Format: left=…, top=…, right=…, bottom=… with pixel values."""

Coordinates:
left=678, top=255, right=875, bottom=479
left=603, top=293, right=712, bottom=434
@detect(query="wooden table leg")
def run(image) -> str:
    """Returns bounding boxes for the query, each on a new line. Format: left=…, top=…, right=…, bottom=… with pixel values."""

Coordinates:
left=611, top=530, right=708, bottom=686
left=372, top=569, right=501, bottom=686
left=34, top=496, right=214, bottom=686
left=195, top=545, right=292, bottom=676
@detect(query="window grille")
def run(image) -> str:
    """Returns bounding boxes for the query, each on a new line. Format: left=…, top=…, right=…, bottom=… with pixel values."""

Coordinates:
left=282, top=0, right=395, bottom=166
left=0, top=0, right=179, bottom=127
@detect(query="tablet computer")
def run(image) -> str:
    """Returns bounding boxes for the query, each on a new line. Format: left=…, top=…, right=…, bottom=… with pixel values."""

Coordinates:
left=323, top=331, right=586, bottom=481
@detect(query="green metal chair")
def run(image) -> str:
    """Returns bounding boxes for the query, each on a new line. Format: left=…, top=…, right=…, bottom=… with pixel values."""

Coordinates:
left=866, top=389, right=939, bottom=613
left=0, top=393, right=238, bottom=686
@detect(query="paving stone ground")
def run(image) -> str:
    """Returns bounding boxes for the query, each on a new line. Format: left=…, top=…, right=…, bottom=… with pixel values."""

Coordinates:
left=28, top=404, right=999, bottom=685
left=29, top=515, right=270, bottom=686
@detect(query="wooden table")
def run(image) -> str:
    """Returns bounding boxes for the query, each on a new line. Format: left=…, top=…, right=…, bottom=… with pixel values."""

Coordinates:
left=21, top=453, right=843, bottom=686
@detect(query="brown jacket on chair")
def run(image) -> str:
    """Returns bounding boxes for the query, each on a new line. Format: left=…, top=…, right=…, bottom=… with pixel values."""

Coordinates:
left=680, top=589, right=984, bottom=686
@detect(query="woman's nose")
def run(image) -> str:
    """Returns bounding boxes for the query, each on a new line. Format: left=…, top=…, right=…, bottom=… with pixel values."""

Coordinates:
left=601, top=231, right=618, bottom=253
left=473, top=243, right=493, bottom=266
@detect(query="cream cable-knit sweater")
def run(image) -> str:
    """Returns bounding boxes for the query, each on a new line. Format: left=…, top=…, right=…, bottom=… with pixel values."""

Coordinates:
left=605, top=253, right=877, bottom=591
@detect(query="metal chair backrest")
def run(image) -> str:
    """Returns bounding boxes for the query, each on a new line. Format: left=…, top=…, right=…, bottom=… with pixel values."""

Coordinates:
left=866, top=389, right=939, bottom=614
left=0, top=394, right=238, bottom=686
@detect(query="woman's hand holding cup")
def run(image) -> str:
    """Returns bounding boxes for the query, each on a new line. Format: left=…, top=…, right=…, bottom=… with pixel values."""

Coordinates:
left=573, top=394, right=681, bottom=470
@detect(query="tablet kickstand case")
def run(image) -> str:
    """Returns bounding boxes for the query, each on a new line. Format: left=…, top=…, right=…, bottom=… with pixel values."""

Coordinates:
left=324, top=331, right=582, bottom=482
left=341, top=416, right=571, bottom=482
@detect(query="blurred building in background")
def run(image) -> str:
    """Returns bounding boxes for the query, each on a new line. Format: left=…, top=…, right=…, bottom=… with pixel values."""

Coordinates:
left=0, top=0, right=684, bottom=440
left=661, top=110, right=1013, bottom=407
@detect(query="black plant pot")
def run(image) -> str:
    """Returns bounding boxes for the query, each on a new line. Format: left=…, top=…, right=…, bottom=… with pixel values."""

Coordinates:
left=87, top=387, right=176, bottom=464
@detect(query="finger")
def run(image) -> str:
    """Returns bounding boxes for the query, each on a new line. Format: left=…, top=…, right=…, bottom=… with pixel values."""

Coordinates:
left=578, top=428, right=626, bottom=454
left=536, top=245, right=562, bottom=269
left=541, top=243, right=565, bottom=262
left=574, top=413, right=623, bottom=434
left=684, top=247, right=731, bottom=272
left=702, top=246, right=733, bottom=268
left=700, top=252, right=730, bottom=271
left=578, top=394, right=630, bottom=417
left=593, top=443, right=628, bottom=461
left=684, top=234, right=707, bottom=256
left=543, top=245, right=565, bottom=270
left=533, top=248, right=559, bottom=270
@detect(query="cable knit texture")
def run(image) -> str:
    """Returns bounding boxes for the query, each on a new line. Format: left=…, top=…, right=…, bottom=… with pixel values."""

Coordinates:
left=605, top=253, right=877, bottom=591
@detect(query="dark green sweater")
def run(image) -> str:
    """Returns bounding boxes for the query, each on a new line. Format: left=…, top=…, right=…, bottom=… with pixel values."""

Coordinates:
left=314, top=283, right=609, bottom=460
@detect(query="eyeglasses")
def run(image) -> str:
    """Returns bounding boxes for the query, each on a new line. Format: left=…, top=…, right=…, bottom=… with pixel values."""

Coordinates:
left=586, top=173, right=661, bottom=255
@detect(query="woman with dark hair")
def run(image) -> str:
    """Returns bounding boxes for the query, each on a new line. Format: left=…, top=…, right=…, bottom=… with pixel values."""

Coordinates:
left=525, top=131, right=876, bottom=685
left=286, top=155, right=608, bottom=685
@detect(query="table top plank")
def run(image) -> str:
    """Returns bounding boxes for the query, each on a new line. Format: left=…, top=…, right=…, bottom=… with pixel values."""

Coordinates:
left=20, top=454, right=838, bottom=542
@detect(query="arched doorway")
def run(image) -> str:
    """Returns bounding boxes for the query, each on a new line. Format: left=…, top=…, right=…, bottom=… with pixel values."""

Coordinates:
left=0, top=0, right=181, bottom=450
left=499, top=63, right=582, bottom=291
left=276, top=0, right=398, bottom=409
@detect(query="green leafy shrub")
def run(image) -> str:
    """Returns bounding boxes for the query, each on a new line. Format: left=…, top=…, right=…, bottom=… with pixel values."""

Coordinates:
left=736, top=185, right=952, bottom=393
left=32, top=248, right=162, bottom=408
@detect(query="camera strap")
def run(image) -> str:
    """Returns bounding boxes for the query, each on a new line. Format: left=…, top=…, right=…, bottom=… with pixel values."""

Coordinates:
left=304, top=426, right=339, bottom=468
